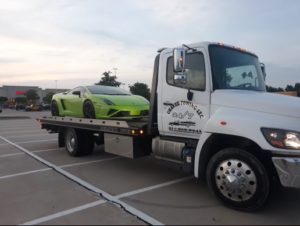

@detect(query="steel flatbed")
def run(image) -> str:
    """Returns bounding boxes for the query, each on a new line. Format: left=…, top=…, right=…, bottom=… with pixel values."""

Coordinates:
left=38, top=116, right=149, bottom=137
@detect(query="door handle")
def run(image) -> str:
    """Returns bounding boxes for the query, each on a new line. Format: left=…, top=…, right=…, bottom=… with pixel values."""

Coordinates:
left=163, top=102, right=173, bottom=106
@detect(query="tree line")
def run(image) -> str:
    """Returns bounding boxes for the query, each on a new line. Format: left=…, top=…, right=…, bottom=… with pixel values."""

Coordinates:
left=266, top=83, right=300, bottom=96
left=95, top=71, right=151, bottom=100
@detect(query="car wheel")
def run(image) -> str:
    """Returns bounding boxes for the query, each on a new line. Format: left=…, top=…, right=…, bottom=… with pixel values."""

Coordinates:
left=83, top=101, right=96, bottom=119
left=51, top=101, right=59, bottom=116
left=206, top=148, right=270, bottom=211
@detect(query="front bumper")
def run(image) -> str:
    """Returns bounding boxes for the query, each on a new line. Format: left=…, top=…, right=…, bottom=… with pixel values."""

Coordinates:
left=272, top=157, right=300, bottom=188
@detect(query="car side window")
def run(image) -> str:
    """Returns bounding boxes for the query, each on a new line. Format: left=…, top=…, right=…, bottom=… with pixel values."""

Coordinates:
left=167, top=52, right=206, bottom=91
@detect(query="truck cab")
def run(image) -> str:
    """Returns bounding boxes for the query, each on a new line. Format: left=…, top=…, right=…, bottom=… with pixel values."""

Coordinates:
left=151, top=42, right=300, bottom=210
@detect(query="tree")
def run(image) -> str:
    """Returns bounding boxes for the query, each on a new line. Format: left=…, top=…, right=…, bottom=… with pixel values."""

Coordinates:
left=266, top=85, right=284, bottom=92
left=0, top=96, right=8, bottom=103
left=95, top=71, right=122, bottom=87
left=25, top=89, right=39, bottom=104
left=129, top=82, right=151, bottom=100
left=43, top=92, right=55, bottom=104
left=285, top=84, right=295, bottom=92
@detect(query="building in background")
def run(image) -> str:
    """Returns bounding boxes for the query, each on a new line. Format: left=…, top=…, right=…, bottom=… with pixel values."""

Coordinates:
left=0, top=85, right=69, bottom=104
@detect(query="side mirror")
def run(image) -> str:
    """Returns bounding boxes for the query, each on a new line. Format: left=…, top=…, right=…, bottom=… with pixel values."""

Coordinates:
left=72, top=91, right=81, bottom=97
left=174, top=74, right=187, bottom=85
left=173, top=47, right=186, bottom=72
left=260, top=63, right=266, bottom=81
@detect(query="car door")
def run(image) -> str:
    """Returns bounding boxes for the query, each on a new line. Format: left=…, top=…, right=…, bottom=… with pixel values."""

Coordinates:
left=67, top=87, right=86, bottom=117
left=158, top=48, right=211, bottom=139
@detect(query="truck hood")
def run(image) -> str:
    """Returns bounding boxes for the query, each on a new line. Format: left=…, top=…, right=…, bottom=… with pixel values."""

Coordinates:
left=211, top=90, right=300, bottom=119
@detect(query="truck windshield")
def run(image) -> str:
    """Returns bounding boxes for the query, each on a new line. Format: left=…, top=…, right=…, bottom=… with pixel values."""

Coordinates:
left=209, top=45, right=266, bottom=91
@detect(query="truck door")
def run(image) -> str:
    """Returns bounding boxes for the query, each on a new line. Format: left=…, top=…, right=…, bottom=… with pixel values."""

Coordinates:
left=158, top=48, right=210, bottom=139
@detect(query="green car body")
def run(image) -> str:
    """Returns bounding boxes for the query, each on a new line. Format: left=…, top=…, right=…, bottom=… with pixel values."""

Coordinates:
left=51, top=85, right=149, bottom=119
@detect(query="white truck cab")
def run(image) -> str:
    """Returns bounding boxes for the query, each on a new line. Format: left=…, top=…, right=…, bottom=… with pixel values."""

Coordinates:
left=152, top=42, right=300, bottom=210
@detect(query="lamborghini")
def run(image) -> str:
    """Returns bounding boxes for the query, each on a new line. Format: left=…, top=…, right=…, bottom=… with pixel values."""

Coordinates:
left=51, top=85, right=149, bottom=119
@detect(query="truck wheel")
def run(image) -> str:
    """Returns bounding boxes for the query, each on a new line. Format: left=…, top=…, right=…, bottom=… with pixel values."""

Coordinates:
left=83, top=101, right=96, bottom=119
left=64, top=128, right=94, bottom=157
left=65, top=128, right=81, bottom=156
left=206, top=148, right=270, bottom=211
left=51, top=101, right=59, bottom=116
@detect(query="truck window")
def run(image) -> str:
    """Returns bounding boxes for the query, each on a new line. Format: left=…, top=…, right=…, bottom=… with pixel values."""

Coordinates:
left=167, top=52, right=206, bottom=91
left=209, top=45, right=266, bottom=91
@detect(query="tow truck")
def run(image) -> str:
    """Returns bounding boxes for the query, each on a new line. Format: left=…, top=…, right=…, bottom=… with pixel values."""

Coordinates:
left=39, top=42, right=300, bottom=211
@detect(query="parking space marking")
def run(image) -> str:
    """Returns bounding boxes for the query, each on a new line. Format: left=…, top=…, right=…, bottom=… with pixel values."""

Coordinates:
left=20, top=176, right=192, bottom=225
left=0, top=148, right=63, bottom=159
left=0, top=139, right=57, bottom=146
left=0, top=168, right=51, bottom=180
left=0, top=152, right=25, bottom=158
left=31, top=148, right=64, bottom=154
left=16, top=139, right=57, bottom=144
left=0, top=130, right=44, bottom=136
left=60, top=157, right=122, bottom=168
left=22, top=200, right=107, bottom=225
left=116, top=176, right=193, bottom=199
left=0, top=158, right=120, bottom=180
left=0, top=135, right=164, bottom=225
left=5, top=133, right=55, bottom=139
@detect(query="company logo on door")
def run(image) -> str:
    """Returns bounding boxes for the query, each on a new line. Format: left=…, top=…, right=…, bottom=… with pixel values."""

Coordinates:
left=167, top=101, right=204, bottom=134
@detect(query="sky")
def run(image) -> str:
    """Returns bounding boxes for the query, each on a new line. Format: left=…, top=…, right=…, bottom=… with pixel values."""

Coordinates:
left=0, top=0, right=299, bottom=90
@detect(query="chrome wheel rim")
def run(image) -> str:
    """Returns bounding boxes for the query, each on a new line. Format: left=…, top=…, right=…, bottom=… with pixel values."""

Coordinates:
left=215, top=159, right=257, bottom=202
left=66, top=132, right=76, bottom=153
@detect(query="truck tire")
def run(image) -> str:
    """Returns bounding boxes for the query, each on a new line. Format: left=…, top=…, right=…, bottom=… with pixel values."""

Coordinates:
left=64, top=128, right=94, bottom=156
left=206, top=148, right=270, bottom=211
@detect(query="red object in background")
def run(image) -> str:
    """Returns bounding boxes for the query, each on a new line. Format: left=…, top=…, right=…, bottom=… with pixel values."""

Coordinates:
left=16, top=91, right=26, bottom=95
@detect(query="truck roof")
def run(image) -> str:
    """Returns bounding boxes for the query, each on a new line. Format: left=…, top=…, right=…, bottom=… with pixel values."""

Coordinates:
left=159, top=41, right=257, bottom=57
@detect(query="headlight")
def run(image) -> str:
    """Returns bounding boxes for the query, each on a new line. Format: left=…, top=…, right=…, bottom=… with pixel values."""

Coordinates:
left=261, top=128, right=300, bottom=150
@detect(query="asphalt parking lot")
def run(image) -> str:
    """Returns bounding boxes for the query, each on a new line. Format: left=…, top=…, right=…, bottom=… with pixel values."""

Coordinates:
left=0, top=109, right=300, bottom=225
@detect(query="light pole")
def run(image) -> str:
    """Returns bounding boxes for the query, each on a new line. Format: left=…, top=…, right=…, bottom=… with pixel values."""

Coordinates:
left=55, top=80, right=58, bottom=93
left=112, top=68, right=118, bottom=77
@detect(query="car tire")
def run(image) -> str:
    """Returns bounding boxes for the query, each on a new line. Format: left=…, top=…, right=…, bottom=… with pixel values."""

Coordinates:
left=206, top=148, right=270, bottom=211
left=51, top=101, right=59, bottom=116
left=83, top=101, right=96, bottom=119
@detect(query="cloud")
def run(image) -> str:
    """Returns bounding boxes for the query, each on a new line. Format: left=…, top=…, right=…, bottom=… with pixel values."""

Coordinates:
left=0, top=0, right=299, bottom=90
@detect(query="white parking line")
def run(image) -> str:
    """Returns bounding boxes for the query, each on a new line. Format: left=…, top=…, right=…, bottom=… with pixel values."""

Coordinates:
left=60, top=157, right=122, bottom=168
left=0, top=168, right=51, bottom=180
left=32, top=148, right=64, bottom=154
left=22, top=200, right=107, bottom=225
left=0, top=157, right=121, bottom=181
left=0, top=152, right=25, bottom=158
left=21, top=176, right=192, bottom=226
left=0, top=135, right=164, bottom=225
left=0, top=130, right=44, bottom=136
left=0, top=148, right=63, bottom=159
left=116, top=176, right=193, bottom=199
left=16, top=139, right=57, bottom=144
left=5, top=133, right=55, bottom=139
left=0, top=139, right=57, bottom=146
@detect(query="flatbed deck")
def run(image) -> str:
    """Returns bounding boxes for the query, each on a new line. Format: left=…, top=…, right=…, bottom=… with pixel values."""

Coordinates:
left=38, top=116, right=149, bottom=136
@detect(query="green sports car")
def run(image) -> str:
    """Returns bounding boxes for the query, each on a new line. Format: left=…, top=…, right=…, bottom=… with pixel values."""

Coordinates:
left=51, top=85, right=150, bottom=119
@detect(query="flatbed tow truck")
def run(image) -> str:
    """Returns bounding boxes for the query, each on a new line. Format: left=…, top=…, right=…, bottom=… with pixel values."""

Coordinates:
left=39, top=42, right=300, bottom=211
